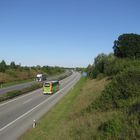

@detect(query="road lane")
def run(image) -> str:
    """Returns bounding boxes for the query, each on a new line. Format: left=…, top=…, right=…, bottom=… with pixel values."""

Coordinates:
left=22, top=98, right=33, bottom=104
left=0, top=71, right=72, bottom=95
left=0, top=72, right=77, bottom=128
left=0, top=72, right=76, bottom=108
left=0, top=72, right=80, bottom=140
left=0, top=81, right=37, bottom=95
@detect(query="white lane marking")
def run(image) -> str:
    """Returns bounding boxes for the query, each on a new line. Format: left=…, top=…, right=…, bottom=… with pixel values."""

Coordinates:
left=22, top=98, right=33, bottom=105
left=0, top=75, right=80, bottom=132
left=0, top=74, right=75, bottom=108
left=0, top=89, right=42, bottom=108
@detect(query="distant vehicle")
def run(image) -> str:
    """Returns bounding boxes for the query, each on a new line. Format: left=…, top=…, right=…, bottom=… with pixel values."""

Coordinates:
left=36, top=74, right=47, bottom=82
left=43, top=80, right=59, bottom=94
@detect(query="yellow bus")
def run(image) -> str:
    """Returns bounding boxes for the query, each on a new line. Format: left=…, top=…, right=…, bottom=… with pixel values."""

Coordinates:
left=43, top=80, right=59, bottom=94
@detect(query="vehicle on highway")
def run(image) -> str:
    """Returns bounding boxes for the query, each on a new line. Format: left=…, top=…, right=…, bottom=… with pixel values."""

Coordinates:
left=36, top=74, right=47, bottom=82
left=43, top=80, right=59, bottom=94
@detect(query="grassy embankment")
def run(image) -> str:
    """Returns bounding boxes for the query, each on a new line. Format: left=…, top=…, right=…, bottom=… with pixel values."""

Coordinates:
left=0, top=69, right=38, bottom=84
left=19, top=77, right=110, bottom=140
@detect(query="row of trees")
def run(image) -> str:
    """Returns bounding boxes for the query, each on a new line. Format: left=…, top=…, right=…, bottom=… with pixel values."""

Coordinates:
left=0, top=61, right=66, bottom=83
left=0, top=60, right=65, bottom=74
left=0, top=61, right=19, bottom=72
left=87, top=33, right=140, bottom=79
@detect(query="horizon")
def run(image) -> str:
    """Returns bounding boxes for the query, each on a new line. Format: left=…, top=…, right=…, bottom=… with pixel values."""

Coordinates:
left=0, top=0, right=140, bottom=67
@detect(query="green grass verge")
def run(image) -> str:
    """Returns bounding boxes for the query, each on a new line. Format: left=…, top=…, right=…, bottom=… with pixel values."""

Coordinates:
left=19, top=77, right=86, bottom=140
left=0, top=72, right=72, bottom=103
left=0, top=79, right=34, bottom=89
left=19, top=78, right=109, bottom=140
left=0, top=71, right=71, bottom=89
left=0, top=83, right=42, bottom=102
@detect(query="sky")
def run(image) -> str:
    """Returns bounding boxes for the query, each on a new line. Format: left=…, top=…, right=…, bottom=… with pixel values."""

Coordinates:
left=0, top=0, right=140, bottom=67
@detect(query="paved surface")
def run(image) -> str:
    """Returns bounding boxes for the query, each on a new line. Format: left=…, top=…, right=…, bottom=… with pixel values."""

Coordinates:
left=0, top=72, right=80, bottom=140
left=0, top=81, right=37, bottom=95
left=0, top=71, right=71, bottom=95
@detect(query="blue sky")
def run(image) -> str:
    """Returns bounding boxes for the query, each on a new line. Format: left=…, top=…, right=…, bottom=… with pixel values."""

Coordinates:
left=0, top=0, right=140, bottom=67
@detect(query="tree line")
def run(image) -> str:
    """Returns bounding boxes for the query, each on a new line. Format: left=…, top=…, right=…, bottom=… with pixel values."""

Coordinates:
left=0, top=60, right=65, bottom=74
left=86, top=33, right=140, bottom=79
left=0, top=61, right=65, bottom=83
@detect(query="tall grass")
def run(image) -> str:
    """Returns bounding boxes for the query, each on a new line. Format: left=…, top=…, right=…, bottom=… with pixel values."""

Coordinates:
left=19, top=61, right=140, bottom=140
left=19, top=78, right=109, bottom=140
left=84, top=63, right=140, bottom=139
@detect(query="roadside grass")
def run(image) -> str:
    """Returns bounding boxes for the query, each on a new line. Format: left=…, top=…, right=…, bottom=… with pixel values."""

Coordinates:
left=0, top=79, right=34, bottom=89
left=0, top=71, right=70, bottom=89
left=19, top=77, right=111, bottom=140
left=0, top=72, right=72, bottom=103
left=0, top=83, right=42, bottom=102
left=0, top=71, right=72, bottom=89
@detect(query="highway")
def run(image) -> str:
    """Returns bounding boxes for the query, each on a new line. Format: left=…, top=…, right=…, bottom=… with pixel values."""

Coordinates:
left=0, top=71, right=71, bottom=95
left=0, top=81, right=37, bottom=95
left=0, top=72, right=80, bottom=140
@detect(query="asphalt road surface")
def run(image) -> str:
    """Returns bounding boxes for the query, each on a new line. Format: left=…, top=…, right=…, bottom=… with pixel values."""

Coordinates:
left=0, top=71, right=71, bottom=95
left=0, top=72, right=81, bottom=140
left=0, top=81, right=37, bottom=95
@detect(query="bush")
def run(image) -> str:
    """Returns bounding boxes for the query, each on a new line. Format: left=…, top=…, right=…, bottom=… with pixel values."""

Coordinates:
left=97, top=117, right=123, bottom=140
left=95, top=106, right=140, bottom=140
left=92, top=67, right=100, bottom=78
left=86, top=66, right=140, bottom=111
left=96, top=73, right=105, bottom=80
left=126, top=101, right=140, bottom=139
left=87, top=54, right=140, bottom=79
left=128, top=100, right=140, bottom=115
left=104, top=58, right=140, bottom=76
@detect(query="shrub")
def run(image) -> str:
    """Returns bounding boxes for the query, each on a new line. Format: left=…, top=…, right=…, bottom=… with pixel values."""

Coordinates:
left=105, top=66, right=140, bottom=107
left=96, top=73, right=105, bottom=80
left=97, top=117, right=123, bottom=139
left=126, top=101, right=140, bottom=139
left=92, top=67, right=100, bottom=78
left=104, top=58, right=140, bottom=76
left=95, top=107, right=140, bottom=140
left=86, top=66, right=140, bottom=111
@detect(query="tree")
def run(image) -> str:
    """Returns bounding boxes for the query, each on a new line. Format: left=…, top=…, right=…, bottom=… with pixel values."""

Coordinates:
left=94, top=53, right=107, bottom=73
left=0, top=60, right=7, bottom=72
left=86, top=64, right=94, bottom=78
left=113, top=33, right=140, bottom=58
left=10, top=61, right=16, bottom=69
